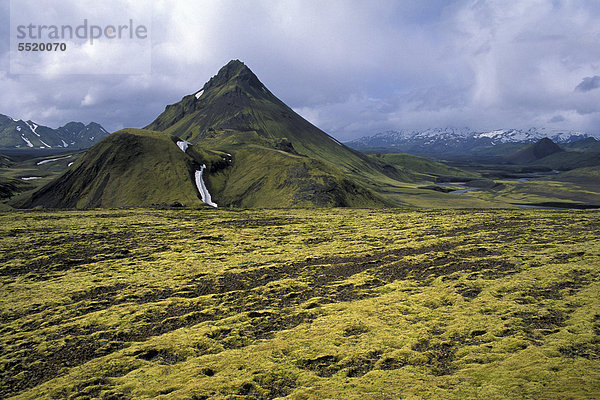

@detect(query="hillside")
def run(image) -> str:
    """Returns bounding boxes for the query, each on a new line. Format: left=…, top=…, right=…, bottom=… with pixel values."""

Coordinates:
left=204, top=144, right=385, bottom=208
left=16, top=129, right=223, bottom=208
left=533, top=152, right=600, bottom=170
left=0, top=153, right=12, bottom=168
left=561, top=137, right=600, bottom=153
left=555, top=166, right=600, bottom=184
left=504, top=138, right=600, bottom=170
left=15, top=128, right=383, bottom=209
left=368, top=153, right=479, bottom=181
left=507, top=138, right=563, bottom=164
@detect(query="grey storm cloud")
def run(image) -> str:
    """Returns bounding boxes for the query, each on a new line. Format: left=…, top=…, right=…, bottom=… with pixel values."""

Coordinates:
left=575, top=76, right=600, bottom=92
left=1, top=0, right=600, bottom=139
left=549, top=115, right=565, bottom=123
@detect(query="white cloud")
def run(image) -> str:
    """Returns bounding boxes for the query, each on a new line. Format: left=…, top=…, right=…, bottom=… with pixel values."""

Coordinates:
left=81, top=93, right=95, bottom=106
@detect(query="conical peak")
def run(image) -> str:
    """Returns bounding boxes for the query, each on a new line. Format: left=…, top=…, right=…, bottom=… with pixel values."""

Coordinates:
left=221, top=59, right=248, bottom=75
left=204, top=59, right=263, bottom=91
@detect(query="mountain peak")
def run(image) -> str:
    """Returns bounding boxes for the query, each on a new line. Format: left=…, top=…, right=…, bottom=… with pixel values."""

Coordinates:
left=507, top=137, right=563, bottom=164
left=222, top=59, right=247, bottom=73
left=531, top=137, right=563, bottom=158
left=204, top=59, right=263, bottom=91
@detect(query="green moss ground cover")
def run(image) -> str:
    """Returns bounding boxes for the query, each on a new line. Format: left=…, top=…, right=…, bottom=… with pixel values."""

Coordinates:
left=1, top=208, right=599, bottom=399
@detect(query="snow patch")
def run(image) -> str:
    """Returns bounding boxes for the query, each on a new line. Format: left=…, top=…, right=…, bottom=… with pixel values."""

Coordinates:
left=350, top=126, right=592, bottom=149
left=477, top=130, right=505, bottom=139
left=21, top=176, right=42, bottom=180
left=195, top=90, right=204, bottom=99
left=39, top=139, right=50, bottom=148
left=176, top=140, right=190, bottom=152
left=25, top=121, right=39, bottom=136
left=68, top=162, right=74, bottom=167
left=21, top=135, right=33, bottom=147
left=195, top=165, right=217, bottom=207
left=16, top=126, right=21, bottom=132
left=36, top=155, right=71, bottom=165
left=61, top=140, right=69, bottom=147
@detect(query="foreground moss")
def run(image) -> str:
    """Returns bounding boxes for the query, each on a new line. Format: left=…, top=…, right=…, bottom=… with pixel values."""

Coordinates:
left=1, top=208, right=599, bottom=399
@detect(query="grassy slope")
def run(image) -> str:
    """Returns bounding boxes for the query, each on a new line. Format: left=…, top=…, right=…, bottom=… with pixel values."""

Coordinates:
left=561, top=138, right=600, bottom=153
left=1, top=208, right=599, bottom=399
left=558, top=166, right=600, bottom=180
left=368, top=153, right=480, bottom=180
left=207, top=145, right=386, bottom=208
left=0, top=151, right=86, bottom=205
left=8, top=127, right=382, bottom=209
left=13, top=129, right=223, bottom=208
left=532, top=151, right=600, bottom=170
left=0, top=153, right=12, bottom=168
left=0, top=177, right=33, bottom=200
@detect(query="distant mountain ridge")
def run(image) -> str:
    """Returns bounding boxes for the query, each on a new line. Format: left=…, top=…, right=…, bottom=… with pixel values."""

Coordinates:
left=346, top=127, right=595, bottom=155
left=0, top=114, right=110, bottom=150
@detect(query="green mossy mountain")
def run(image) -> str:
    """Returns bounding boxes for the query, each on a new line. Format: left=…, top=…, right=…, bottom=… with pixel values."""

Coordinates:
left=17, top=129, right=224, bottom=208
left=145, top=60, right=404, bottom=189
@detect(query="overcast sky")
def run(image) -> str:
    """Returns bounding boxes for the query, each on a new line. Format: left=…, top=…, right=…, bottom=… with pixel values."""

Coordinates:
left=1, top=0, right=600, bottom=140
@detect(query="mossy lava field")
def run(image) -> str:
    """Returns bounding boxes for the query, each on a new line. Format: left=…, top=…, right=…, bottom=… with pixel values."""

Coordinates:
left=1, top=208, right=599, bottom=399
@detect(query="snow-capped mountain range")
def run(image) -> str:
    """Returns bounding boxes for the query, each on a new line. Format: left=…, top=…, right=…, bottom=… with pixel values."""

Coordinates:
left=345, top=127, right=596, bottom=155
left=0, top=114, right=110, bottom=150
